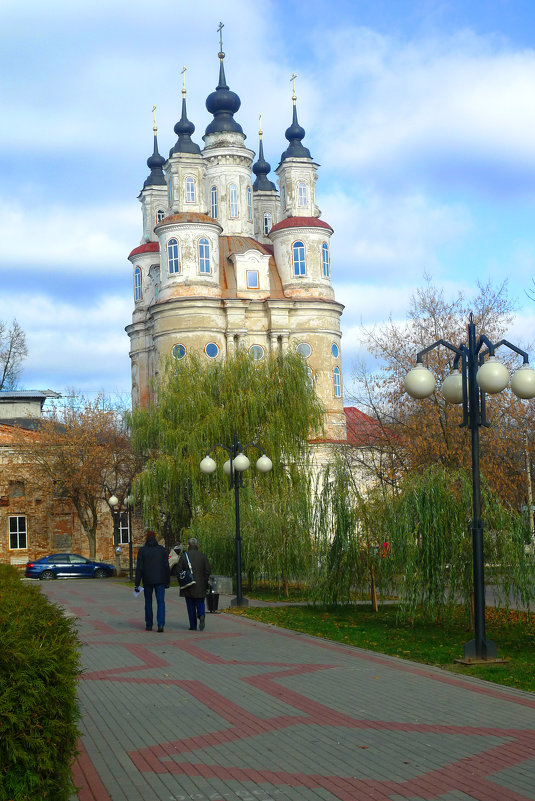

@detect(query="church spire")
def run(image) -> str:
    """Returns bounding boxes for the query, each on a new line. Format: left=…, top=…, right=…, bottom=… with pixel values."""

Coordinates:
left=170, top=66, right=201, bottom=156
left=205, top=22, right=243, bottom=136
left=143, top=106, right=166, bottom=188
left=280, top=74, right=311, bottom=161
left=252, top=115, right=276, bottom=191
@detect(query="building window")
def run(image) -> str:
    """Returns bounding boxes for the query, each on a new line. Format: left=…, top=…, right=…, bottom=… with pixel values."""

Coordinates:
left=134, top=266, right=142, bottom=301
left=168, top=238, right=180, bottom=274
left=331, top=342, right=340, bottom=359
left=297, top=181, right=307, bottom=207
left=333, top=366, right=342, bottom=398
left=9, top=516, right=27, bottom=549
left=247, top=186, right=253, bottom=221
left=185, top=176, right=196, bottom=203
left=157, top=209, right=165, bottom=222
left=205, top=342, right=220, bottom=359
left=169, top=181, right=174, bottom=207
left=292, top=241, right=306, bottom=276
left=296, top=342, right=311, bottom=358
left=118, top=511, right=130, bottom=545
left=263, top=212, right=272, bottom=236
left=281, top=185, right=286, bottom=208
left=249, top=344, right=265, bottom=360
left=199, top=238, right=211, bottom=273
left=211, top=186, right=218, bottom=218
left=246, top=270, right=259, bottom=289
left=229, top=184, right=238, bottom=218
left=172, top=343, right=186, bottom=360
left=322, top=242, right=330, bottom=277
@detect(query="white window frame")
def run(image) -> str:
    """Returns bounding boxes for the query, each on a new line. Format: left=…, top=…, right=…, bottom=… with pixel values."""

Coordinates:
left=134, top=266, right=142, bottom=301
left=247, top=270, right=259, bottom=289
left=322, top=242, right=330, bottom=277
left=297, top=181, right=307, bottom=207
left=9, top=515, right=27, bottom=550
left=168, top=238, right=180, bottom=274
left=185, top=176, right=196, bottom=203
left=199, top=238, right=211, bottom=274
left=292, top=240, right=306, bottom=276
left=334, top=366, right=342, bottom=398
left=263, top=212, right=272, bottom=236
left=157, top=209, right=165, bottom=222
left=211, top=186, right=218, bottom=218
left=118, top=511, right=130, bottom=545
left=229, top=184, right=238, bottom=218
left=247, top=186, right=253, bottom=221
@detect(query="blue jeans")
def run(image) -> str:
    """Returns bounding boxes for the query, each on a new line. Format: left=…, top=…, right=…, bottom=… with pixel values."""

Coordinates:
left=185, top=596, right=205, bottom=629
left=143, top=584, right=166, bottom=629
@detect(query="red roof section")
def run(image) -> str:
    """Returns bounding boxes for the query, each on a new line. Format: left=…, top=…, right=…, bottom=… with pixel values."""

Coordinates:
left=0, top=423, right=40, bottom=444
left=270, top=217, right=333, bottom=235
left=128, top=242, right=159, bottom=259
left=344, top=407, right=386, bottom=448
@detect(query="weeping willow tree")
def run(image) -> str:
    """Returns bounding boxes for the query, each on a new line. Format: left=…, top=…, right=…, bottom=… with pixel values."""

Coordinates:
left=129, top=351, right=324, bottom=588
left=375, top=465, right=534, bottom=624
left=311, top=459, right=389, bottom=608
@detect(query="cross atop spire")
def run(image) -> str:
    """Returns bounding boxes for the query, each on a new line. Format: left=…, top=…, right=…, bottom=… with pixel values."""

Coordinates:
left=181, top=65, right=187, bottom=98
left=152, top=104, right=157, bottom=134
left=290, top=73, right=298, bottom=104
left=259, top=113, right=263, bottom=139
left=218, top=21, right=225, bottom=59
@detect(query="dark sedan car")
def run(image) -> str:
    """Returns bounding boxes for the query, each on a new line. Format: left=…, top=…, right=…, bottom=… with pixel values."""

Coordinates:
left=25, top=553, right=115, bottom=580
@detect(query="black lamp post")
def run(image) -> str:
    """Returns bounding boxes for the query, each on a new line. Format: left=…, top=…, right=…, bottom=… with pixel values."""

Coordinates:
left=404, top=313, right=535, bottom=661
left=200, top=432, right=272, bottom=607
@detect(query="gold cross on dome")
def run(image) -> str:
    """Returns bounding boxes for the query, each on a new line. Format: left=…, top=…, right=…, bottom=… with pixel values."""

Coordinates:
left=218, top=21, right=224, bottom=54
left=259, top=113, right=263, bottom=138
left=152, top=105, right=157, bottom=133
left=181, top=65, right=187, bottom=97
left=290, top=73, right=298, bottom=103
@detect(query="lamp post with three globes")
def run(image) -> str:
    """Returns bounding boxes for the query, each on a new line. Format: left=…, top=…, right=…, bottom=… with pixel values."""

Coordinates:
left=200, top=432, right=272, bottom=607
left=404, top=313, right=535, bottom=661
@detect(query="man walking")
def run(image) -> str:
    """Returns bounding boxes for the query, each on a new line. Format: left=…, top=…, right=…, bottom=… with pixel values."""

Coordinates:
left=178, top=537, right=211, bottom=631
left=134, top=531, right=170, bottom=632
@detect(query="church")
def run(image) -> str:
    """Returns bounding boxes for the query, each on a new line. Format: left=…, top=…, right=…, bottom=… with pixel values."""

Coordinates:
left=126, top=34, right=348, bottom=444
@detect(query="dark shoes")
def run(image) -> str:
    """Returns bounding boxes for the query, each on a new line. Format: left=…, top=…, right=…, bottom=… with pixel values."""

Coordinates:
left=199, top=615, right=205, bottom=631
left=157, top=626, right=164, bottom=633
left=189, top=627, right=197, bottom=631
left=146, top=626, right=152, bottom=631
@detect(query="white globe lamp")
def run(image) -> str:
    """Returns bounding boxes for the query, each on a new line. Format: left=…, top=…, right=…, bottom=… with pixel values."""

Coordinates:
left=404, top=364, right=436, bottom=399
left=511, top=364, right=535, bottom=399
left=233, top=453, right=250, bottom=472
left=441, top=372, right=464, bottom=404
left=256, top=455, right=273, bottom=473
left=200, top=456, right=217, bottom=474
left=476, top=357, right=509, bottom=394
left=223, top=459, right=232, bottom=476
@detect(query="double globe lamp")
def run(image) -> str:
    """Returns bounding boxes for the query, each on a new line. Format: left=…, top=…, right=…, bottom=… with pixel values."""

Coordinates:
left=404, top=357, right=535, bottom=403
left=200, top=452, right=273, bottom=476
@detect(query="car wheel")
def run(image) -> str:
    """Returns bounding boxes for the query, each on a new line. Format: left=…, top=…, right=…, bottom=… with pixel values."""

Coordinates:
left=40, top=570, right=56, bottom=580
left=94, top=568, right=109, bottom=578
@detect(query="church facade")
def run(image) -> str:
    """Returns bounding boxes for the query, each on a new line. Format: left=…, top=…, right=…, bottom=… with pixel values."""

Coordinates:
left=126, top=44, right=347, bottom=442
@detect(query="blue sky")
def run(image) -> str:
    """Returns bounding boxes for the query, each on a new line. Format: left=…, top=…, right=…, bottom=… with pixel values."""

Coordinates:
left=2, top=0, right=535, bottom=402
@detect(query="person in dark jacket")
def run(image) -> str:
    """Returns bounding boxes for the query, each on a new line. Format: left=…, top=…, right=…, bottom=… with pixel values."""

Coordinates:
left=178, top=537, right=211, bottom=630
left=134, top=531, right=170, bottom=632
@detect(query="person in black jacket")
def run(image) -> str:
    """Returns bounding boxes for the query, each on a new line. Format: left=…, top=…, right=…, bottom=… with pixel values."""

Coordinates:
left=177, top=538, right=211, bottom=631
left=134, top=531, right=171, bottom=632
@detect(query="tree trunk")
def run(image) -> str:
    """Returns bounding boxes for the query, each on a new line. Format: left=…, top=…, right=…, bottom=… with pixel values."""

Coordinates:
left=369, top=565, right=378, bottom=612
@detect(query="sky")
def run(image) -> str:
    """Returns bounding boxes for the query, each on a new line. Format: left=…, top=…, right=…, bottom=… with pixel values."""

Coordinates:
left=2, top=0, right=535, bottom=405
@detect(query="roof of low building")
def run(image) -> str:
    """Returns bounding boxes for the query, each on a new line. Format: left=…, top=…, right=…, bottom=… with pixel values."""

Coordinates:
left=269, top=217, right=333, bottom=234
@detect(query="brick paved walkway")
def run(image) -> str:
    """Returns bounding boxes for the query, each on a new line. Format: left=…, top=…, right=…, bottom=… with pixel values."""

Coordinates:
left=36, top=578, right=535, bottom=801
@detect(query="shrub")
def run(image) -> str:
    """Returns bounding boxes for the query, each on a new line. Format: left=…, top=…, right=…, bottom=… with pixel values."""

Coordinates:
left=0, top=565, right=80, bottom=801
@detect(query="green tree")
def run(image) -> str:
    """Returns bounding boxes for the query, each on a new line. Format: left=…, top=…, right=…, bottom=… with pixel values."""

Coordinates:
left=129, top=351, right=324, bottom=586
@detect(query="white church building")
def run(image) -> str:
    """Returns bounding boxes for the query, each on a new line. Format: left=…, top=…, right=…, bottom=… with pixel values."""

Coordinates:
left=126, top=38, right=350, bottom=445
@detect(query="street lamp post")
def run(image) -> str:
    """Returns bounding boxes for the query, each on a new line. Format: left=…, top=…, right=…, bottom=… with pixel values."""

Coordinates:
left=200, top=432, right=272, bottom=607
left=404, top=313, right=535, bottom=661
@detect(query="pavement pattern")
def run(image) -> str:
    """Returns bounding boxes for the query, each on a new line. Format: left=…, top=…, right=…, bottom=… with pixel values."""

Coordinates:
left=34, top=578, right=535, bottom=801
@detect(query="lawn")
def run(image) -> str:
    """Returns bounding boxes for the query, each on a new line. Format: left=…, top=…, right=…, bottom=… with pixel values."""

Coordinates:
left=226, top=604, right=534, bottom=692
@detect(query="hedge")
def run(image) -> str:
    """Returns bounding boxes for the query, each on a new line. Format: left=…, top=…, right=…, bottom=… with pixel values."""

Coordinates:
left=0, top=565, right=81, bottom=801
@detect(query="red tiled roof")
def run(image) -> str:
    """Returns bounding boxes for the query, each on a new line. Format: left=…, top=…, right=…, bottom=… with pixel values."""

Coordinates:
left=344, top=407, right=386, bottom=448
left=0, top=423, right=40, bottom=444
left=128, top=242, right=159, bottom=259
left=270, top=217, right=333, bottom=234
left=156, top=212, right=221, bottom=226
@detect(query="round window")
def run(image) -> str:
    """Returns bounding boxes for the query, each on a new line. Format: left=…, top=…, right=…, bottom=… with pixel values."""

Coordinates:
left=331, top=343, right=340, bottom=359
left=172, top=343, right=186, bottom=360
left=205, top=343, right=219, bottom=359
left=296, top=342, right=312, bottom=358
left=249, top=345, right=265, bottom=361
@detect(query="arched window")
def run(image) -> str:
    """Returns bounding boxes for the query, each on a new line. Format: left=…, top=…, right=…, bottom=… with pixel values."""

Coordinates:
left=263, top=212, right=272, bottom=236
left=297, top=181, right=307, bottom=207
left=211, top=186, right=218, bottom=218
left=199, top=238, right=210, bottom=273
left=281, top=185, right=286, bottom=208
left=322, top=242, right=330, bottom=277
left=333, top=366, right=341, bottom=398
left=247, top=186, right=253, bottom=221
left=292, top=241, right=306, bottom=276
left=157, top=209, right=165, bottom=222
left=134, top=266, right=142, bottom=301
left=185, top=176, right=195, bottom=203
left=168, top=238, right=180, bottom=274
left=229, top=184, right=238, bottom=218
left=169, top=181, right=174, bottom=207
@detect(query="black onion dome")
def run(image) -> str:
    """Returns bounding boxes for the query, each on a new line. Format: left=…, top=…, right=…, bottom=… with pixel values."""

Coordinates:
left=143, top=134, right=166, bottom=188
left=280, top=104, right=311, bottom=161
left=205, top=59, right=243, bottom=135
left=169, top=98, right=201, bottom=156
left=252, top=138, right=276, bottom=191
